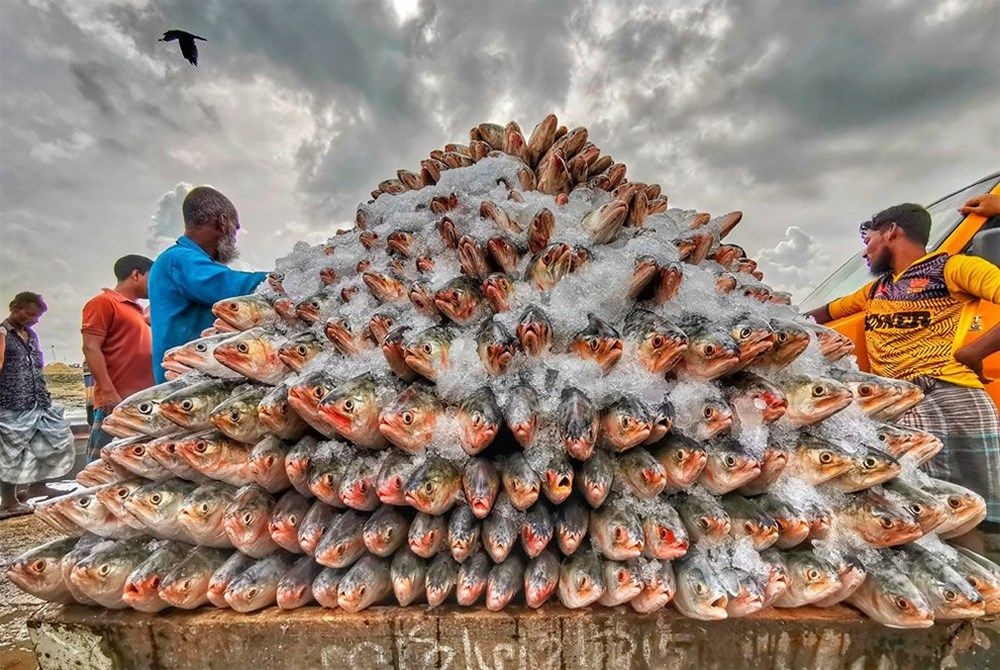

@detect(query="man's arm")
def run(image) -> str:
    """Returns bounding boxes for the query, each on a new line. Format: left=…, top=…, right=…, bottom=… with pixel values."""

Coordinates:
left=960, top=193, right=1000, bottom=218
left=0, top=329, right=6, bottom=370
left=804, top=281, right=875, bottom=325
left=176, top=254, right=267, bottom=306
left=82, top=332, right=120, bottom=411
left=808, top=305, right=834, bottom=324
left=947, top=255, right=1000, bottom=382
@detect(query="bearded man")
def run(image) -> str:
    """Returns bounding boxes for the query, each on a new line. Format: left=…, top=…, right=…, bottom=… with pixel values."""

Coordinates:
left=148, top=186, right=268, bottom=382
left=809, top=202, right=1000, bottom=549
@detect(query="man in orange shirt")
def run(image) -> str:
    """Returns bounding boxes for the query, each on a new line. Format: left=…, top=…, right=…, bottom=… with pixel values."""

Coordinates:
left=81, top=255, right=155, bottom=458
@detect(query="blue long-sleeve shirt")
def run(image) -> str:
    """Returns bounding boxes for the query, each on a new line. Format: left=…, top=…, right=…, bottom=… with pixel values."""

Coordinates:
left=148, top=236, right=267, bottom=382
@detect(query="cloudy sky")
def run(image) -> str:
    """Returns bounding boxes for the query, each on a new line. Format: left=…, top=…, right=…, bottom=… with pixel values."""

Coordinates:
left=1, top=0, right=998, bottom=362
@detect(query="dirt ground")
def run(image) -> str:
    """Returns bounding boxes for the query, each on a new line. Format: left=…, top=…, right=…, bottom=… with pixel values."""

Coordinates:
left=0, top=514, right=62, bottom=670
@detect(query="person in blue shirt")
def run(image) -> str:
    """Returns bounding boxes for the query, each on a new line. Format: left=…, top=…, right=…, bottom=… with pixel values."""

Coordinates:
left=148, top=187, right=268, bottom=382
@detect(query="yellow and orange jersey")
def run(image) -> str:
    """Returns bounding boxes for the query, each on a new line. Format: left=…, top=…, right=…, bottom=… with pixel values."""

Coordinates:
left=829, top=252, right=1000, bottom=388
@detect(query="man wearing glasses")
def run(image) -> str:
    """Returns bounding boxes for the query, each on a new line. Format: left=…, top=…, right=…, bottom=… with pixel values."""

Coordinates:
left=808, top=202, right=1000, bottom=550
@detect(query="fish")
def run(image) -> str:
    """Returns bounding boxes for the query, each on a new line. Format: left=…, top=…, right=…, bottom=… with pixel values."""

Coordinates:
left=557, top=388, right=600, bottom=460
left=363, top=505, right=410, bottom=557
left=677, top=318, right=741, bottom=380
left=446, top=503, right=480, bottom=562
left=737, top=439, right=790, bottom=496
left=771, top=549, right=842, bottom=608
left=363, top=271, right=408, bottom=304
left=276, top=555, right=322, bottom=610
left=177, top=482, right=237, bottom=548
left=378, top=383, right=444, bottom=452
left=521, top=503, right=555, bottom=558
left=224, top=484, right=279, bottom=558
left=5, top=537, right=80, bottom=604
left=486, top=555, right=525, bottom=611
left=570, top=313, right=623, bottom=374
left=302, top=441, right=346, bottom=506
left=312, top=566, right=348, bottom=609
left=829, top=445, right=901, bottom=493
left=756, top=319, right=810, bottom=369
left=210, top=385, right=269, bottom=444
left=590, top=501, right=644, bottom=560
left=576, top=448, right=615, bottom=508
left=482, top=273, right=516, bottom=313
left=789, top=434, right=854, bottom=484
left=651, top=434, right=708, bottom=492
left=923, top=478, right=988, bottom=539
left=339, top=453, right=382, bottom=511
left=500, top=452, right=541, bottom=511
left=827, top=368, right=900, bottom=417
left=225, top=553, right=297, bottom=612
left=277, top=331, right=326, bottom=371
left=338, top=555, right=392, bottom=612
left=475, top=319, right=518, bottom=375
left=317, top=372, right=399, bottom=449
left=175, top=430, right=254, bottom=487
left=434, top=276, right=487, bottom=326
left=295, top=292, right=339, bottom=326
left=404, top=456, right=463, bottom=515
left=873, top=422, right=942, bottom=465
left=645, top=399, right=676, bottom=445
left=623, top=308, right=688, bottom=374
left=76, top=457, right=133, bottom=487
left=283, top=435, right=320, bottom=497
left=376, top=450, right=419, bottom=506
left=122, top=541, right=192, bottom=612
left=555, top=497, right=590, bottom=556
left=674, top=491, right=732, bottom=542
left=403, top=325, right=455, bottom=381
left=125, top=478, right=199, bottom=542
left=286, top=370, right=342, bottom=438
left=70, top=538, right=153, bottom=608
left=836, top=490, right=923, bottom=548
left=315, top=510, right=368, bottom=568
left=107, top=379, right=189, bottom=437
left=456, top=387, right=502, bottom=455
left=673, top=552, right=729, bottom=620
left=483, top=495, right=520, bottom=563
left=781, top=376, right=853, bottom=427
left=951, top=546, right=1000, bottom=614
left=558, top=551, right=605, bottom=609
left=213, top=327, right=290, bottom=384
left=159, top=546, right=233, bottom=609
left=641, top=500, right=690, bottom=560
left=724, top=372, right=788, bottom=425
left=524, top=551, right=560, bottom=608
left=699, top=437, right=761, bottom=495
left=540, top=451, right=574, bottom=504
left=526, top=243, right=574, bottom=290
left=170, top=333, right=246, bottom=379
left=902, top=544, right=984, bottom=620
left=601, top=397, right=653, bottom=452
left=463, top=457, right=500, bottom=518
left=103, top=437, right=171, bottom=481
left=882, top=479, right=949, bottom=535
left=598, top=558, right=644, bottom=607
left=381, top=326, right=419, bottom=380
left=846, top=561, right=934, bottom=628
left=630, top=560, right=677, bottom=613
left=390, top=548, right=427, bottom=606
left=756, top=492, right=811, bottom=550
left=212, top=294, right=278, bottom=331
left=247, top=435, right=293, bottom=493
left=456, top=551, right=491, bottom=606
left=408, top=511, right=447, bottom=558
left=145, top=433, right=210, bottom=483
left=503, top=383, right=540, bottom=448
left=581, top=200, right=629, bottom=244
left=616, top=447, right=667, bottom=498
left=672, top=387, right=733, bottom=442
left=719, top=495, right=779, bottom=551
left=60, top=536, right=111, bottom=606
left=725, top=313, right=774, bottom=369
left=269, top=490, right=311, bottom=554
left=206, top=551, right=256, bottom=608
left=297, top=501, right=335, bottom=556
left=516, top=305, right=554, bottom=357
left=426, top=553, right=459, bottom=607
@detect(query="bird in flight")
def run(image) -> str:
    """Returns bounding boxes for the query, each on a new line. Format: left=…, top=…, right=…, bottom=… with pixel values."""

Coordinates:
left=159, top=30, right=207, bottom=66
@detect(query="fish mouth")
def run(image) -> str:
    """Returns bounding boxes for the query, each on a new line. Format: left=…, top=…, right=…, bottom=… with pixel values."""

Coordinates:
left=565, top=438, right=595, bottom=460
left=546, top=472, right=573, bottom=494
left=512, top=423, right=536, bottom=446
left=316, top=405, right=352, bottom=435
left=469, top=498, right=493, bottom=517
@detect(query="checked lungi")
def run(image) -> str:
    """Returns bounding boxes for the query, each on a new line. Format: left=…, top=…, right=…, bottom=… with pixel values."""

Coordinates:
left=896, top=378, right=1000, bottom=523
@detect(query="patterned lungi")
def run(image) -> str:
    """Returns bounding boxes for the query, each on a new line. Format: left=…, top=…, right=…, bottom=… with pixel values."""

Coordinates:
left=897, top=378, right=1000, bottom=523
left=0, top=404, right=74, bottom=485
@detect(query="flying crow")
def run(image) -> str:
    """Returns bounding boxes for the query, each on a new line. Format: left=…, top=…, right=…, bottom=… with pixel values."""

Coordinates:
left=159, top=30, right=207, bottom=66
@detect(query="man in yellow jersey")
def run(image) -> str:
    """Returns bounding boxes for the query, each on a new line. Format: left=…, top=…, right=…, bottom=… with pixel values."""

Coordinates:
left=809, top=203, right=1000, bottom=549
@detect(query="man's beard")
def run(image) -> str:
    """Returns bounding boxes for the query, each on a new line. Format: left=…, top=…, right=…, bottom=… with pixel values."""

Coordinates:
left=868, top=248, right=892, bottom=276
left=216, top=233, right=239, bottom=264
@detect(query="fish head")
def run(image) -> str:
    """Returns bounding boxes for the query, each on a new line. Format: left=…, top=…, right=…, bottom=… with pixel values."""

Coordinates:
left=212, top=296, right=271, bottom=330
left=317, top=374, right=380, bottom=439
left=571, top=313, right=623, bottom=373
left=463, top=459, right=499, bottom=517
left=482, top=273, right=515, bottom=312
left=457, top=389, right=501, bottom=453
left=295, top=294, right=332, bottom=325
left=363, top=271, right=406, bottom=302
left=636, top=322, right=688, bottom=374
left=403, top=327, right=453, bottom=380
left=704, top=442, right=760, bottom=492
left=528, top=243, right=573, bottom=290
left=368, top=313, right=397, bottom=344
left=543, top=457, right=574, bottom=500
left=685, top=328, right=740, bottom=379
left=278, top=333, right=323, bottom=371
left=660, top=437, right=708, bottom=486
left=728, top=315, right=775, bottom=365
left=766, top=320, right=810, bottom=366
left=404, top=458, right=461, bottom=514
left=785, top=376, right=854, bottom=424
left=860, top=571, right=934, bottom=627
left=678, top=561, right=729, bottom=619
left=602, top=397, right=653, bottom=449
left=793, top=436, right=854, bottom=482
left=516, top=305, right=553, bottom=355
left=852, top=493, right=923, bottom=547
left=213, top=329, right=282, bottom=378
left=386, top=230, right=415, bottom=256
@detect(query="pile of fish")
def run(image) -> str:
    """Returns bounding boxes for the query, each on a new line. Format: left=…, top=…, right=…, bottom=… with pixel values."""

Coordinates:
left=9, top=115, right=1000, bottom=627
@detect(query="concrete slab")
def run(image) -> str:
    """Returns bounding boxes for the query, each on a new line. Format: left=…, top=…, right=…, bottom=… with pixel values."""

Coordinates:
left=27, top=604, right=1000, bottom=670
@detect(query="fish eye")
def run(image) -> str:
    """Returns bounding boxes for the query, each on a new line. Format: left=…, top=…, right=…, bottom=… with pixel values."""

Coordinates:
left=402, top=412, right=414, bottom=425
left=343, top=399, right=355, bottom=412
left=423, top=343, right=433, bottom=354
left=724, top=455, right=737, bottom=468
left=279, top=402, right=289, bottom=411
left=79, top=496, right=91, bottom=508
left=806, top=569, right=820, bottom=581
left=675, top=449, right=688, bottom=462
left=944, top=589, right=958, bottom=602
left=98, top=564, right=111, bottom=577
left=858, top=384, right=874, bottom=397
left=879, top=516, right=894, bottom=529
left=651, top=335, right=665, bottom=348
left=698, top=517, right=711, bottom=530
left=181, top=400, right=194, bottom=411
left=151, top=493, right=162, bottom=505
left=182, top=579, right=192, bottom=590
left=659, top=527, right=671, bottom=540
left=862, top=456, right=878, bottom=469
left=948, top=496, right=962, bottom=509
left=744, top=522, right=755, bottom=534
left=243, top=512, right=254, bottom=525
left=542, top=252, right=553, bottom=264
left=357, top=585, right=367, bottom=597
left=819, top=452, right=833, bottom=464
left=31, top=559, right=47, bottom=573
left=116, top=488, right=129, bottom=499
left=313, top=387, right=325, bottom=400
left=288, top=515, right=297, bottom=525
left=226, top=302, right=238, bottom=311
left=703, top=344, right=716, bottom=356
left=776, top=332, right=788, bottom=343
left=424, top=482, right=434, bottom=495
left=297, top=345, right=308, bottom=356
left=909, top=504, right=923, bottom=515
left=617, top=570, right=629, bottom=585
left=195, top=343, right=207, bottom=352
left=812, top=385, right=826, bottom=397
left=237, top=343, right=250, bottom=354
left=739, top=327, right=752, bottom=340
left=895, top=597, right=910, bottom=611
left=247, top=587, right=258, bottom=599
left=589, top=339, right=600, bottom=352
left=138, top=402, right=153, bottom=414
left=200, top=503, right=210, bottom=514
left=695, top=583, right=708, bottom=595
left=230, top=411, right=241, bottom=422
left=614, top=527, right=626, bottom=542
left=620, top=416, right=631, bottom=429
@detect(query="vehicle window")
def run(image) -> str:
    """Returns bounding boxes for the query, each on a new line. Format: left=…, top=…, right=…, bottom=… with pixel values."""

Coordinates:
left=799, top=173, right=1000, bottom=312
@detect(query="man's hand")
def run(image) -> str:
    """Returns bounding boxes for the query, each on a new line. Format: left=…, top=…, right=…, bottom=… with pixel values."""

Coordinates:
left=955, top=342, right=992, bottom=385
left=960, top=193, right=1000, bottom=218
left=100, top=391, right=123, bottom=414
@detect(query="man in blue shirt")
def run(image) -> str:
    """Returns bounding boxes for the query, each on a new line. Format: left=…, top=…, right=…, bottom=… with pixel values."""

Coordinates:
left=148, top=187, right=268, bottom=382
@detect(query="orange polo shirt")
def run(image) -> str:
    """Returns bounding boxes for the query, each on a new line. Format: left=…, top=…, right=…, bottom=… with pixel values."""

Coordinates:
left=81, top=289, right=154, bottom=407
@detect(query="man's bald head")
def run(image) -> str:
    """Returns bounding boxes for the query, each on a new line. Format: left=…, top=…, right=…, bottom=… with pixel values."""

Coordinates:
left=182, top=186, right=238, bottom=231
